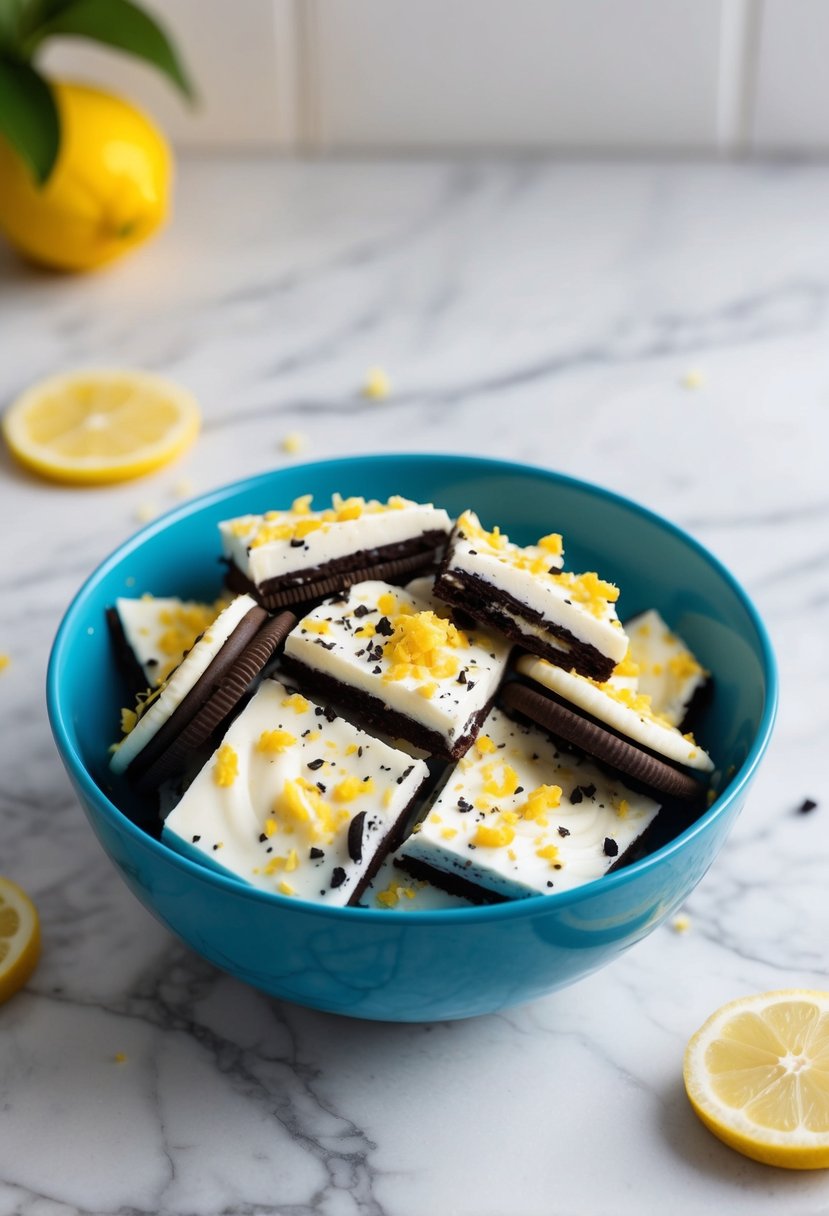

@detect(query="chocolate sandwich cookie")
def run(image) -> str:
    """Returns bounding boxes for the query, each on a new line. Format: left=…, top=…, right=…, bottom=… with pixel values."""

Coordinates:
left=219, top=492, right=452, bottom=609
left=501, top=680, right=704, bottom=800
left=110, top=594, right=296, bottom=789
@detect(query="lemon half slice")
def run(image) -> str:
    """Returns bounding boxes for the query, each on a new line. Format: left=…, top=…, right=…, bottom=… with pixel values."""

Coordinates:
left=2, top=369, right=200, bottom=485
left=684, top=989, right=829, bottom=1169
left=0, top=876, right=41, bottom=1005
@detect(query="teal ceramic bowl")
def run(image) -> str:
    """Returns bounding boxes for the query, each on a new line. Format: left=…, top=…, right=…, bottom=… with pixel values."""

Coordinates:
left=47, top=455, right=777, bottom=1021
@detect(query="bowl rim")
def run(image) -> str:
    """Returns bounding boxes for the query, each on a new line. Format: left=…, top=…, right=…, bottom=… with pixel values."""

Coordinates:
left=47, top=452, right=778, bottom=925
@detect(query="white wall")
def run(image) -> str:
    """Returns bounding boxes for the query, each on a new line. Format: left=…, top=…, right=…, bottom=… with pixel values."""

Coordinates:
left=39, top=0, right=829, bottom=153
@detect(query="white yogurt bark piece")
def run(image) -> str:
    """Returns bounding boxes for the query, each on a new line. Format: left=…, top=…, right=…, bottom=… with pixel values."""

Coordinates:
left=433, top=510, right=627, bottom=681
left=111, top=595, right=224, bottom=687
left=219, top=492, right=452, bottom=607
left=360, top=851, right=472, bottom=910
left=515, top=654, right=713, bottom=772
left=399, top=706, right=661, bottom=902
left=110, top=594, right=260, bottom=775
left=625, top=609, right=708, bottom=727
left=162, top=678, right=429, bottom=907
left=282, top=579, right=512, bottom=759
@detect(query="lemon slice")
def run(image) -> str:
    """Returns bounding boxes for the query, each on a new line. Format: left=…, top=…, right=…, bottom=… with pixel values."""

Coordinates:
left=684, top=989, right=829, bottom=1169
left=0, top=876, right=41, bottom=1005
left=2, top=369, right=201, bottom=485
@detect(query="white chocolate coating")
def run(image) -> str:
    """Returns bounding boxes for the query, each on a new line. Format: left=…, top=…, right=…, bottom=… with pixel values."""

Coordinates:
left=283, top=579, right=512, bottom=750
left=401, top=706, right=661, bottom=900
left=110, top=594, right=258, bottom=774
left=625, top=609, right=708, bottom=727
left=113, top=595, right=223, bottom=687
left=162, top=678, right=429, bottom=906
left=441, top=511, right=627, bottom=664
left=516, top=653, right=714, bottom=772
left=219, top=494, right=451, bottom=588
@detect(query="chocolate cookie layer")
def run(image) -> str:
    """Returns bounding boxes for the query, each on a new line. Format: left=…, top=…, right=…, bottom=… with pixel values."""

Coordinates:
left=279, top=655, right=496, bottom=761
left=106, top=605, right=152, bottom=698
left=393, top=854, right=510, bottom=906
left=500, top=680, right=704, bottom=800
left=433, top=566, right=617, bottom=682
left=226, top=532, right=446, bottom=609
left=129, top=609, right=296, bottom=788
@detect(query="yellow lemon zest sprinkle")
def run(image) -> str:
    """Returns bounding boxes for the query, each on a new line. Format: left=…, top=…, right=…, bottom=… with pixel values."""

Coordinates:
left=362, top=366, right=391, bottom=399
left=670, top=652, right=704, bottom=680
left=613, top=649, right=640, bottom=678
left=376, top=878, right=416, bottom=908
left=481, top=761, right=520, bottom=799
left=256, top=729, right=297, bottom=754
left=282, top=693, right=310, bottom=714
left=278, top=881, right=296, bottom=896
left=153, top=600, right=222, bottom=681
left=516, top=784, right=562, bottom=824
left=276, top=778, right=347, bottom=845
left=214, top=744, right=239, bottom=787
left=303, top=618, right=330, bottom=636
left=332, top=776, right=375, bottom=803
left=552, top=570, right=620, bottom=616
left=280, top=432, right=305, bottom=456
left=382, top=609, right=467, bottom=683
left=536, top=844, right=561, bottom=865
left=474, top=820, right=516, bottom=849
left=120, top=706, right=138, bottom=734
left=475, top=735, right=497, bottom=756
left=538, top=533, right=563, bottom=556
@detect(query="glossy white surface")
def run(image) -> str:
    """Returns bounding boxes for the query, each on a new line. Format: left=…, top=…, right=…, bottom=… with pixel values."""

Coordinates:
left=0, top=158, right=826, bottom=1214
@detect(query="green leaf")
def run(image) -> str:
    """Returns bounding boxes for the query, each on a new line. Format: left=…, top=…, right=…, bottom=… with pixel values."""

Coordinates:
left=0, top=57, right=58, bottom=181
left=31, top=0, right=194, bottom=100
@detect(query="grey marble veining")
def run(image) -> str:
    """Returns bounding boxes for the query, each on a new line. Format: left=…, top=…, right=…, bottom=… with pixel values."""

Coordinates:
left=0, top=158, right=827, bottom=1215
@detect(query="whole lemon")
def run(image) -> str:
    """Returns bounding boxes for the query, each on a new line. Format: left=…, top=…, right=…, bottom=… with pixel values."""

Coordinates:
left=0, top=81, right=171, bottom=272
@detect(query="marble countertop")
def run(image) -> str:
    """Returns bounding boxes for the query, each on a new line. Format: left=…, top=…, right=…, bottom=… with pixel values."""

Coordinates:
left=1, top=158, right=827, bottom=1216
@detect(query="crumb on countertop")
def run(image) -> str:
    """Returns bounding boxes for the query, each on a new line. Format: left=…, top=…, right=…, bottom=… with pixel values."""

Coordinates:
left=0, top=654, right=9, bottom=673
left=172, top=478, right=195, bottom=500
left=362, top=366, right=392, bottom=400
left=671, top=913, right=692, bottom=934
left=680, top=369, right=705, bottom=390
left=134, top=502, right=159, bottom=524
left=797, top=797, right=818, bottom=815
left=280, top=432, right=306, bottom=456
left=113, top=1052, right=127, bottom=1064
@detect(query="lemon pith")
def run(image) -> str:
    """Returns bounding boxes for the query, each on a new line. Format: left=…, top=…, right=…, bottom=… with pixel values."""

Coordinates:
left=0, top=877, right=41, bottom=1005
left=0, top=81, right=171, bottom=272
left=684, top=989, right=829, bottom=1169
left=2, top=369, right=201, bottom=485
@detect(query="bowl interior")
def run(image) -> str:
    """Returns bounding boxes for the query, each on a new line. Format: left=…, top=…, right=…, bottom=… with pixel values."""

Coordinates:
left=53, top=454, right=774, bottom=882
